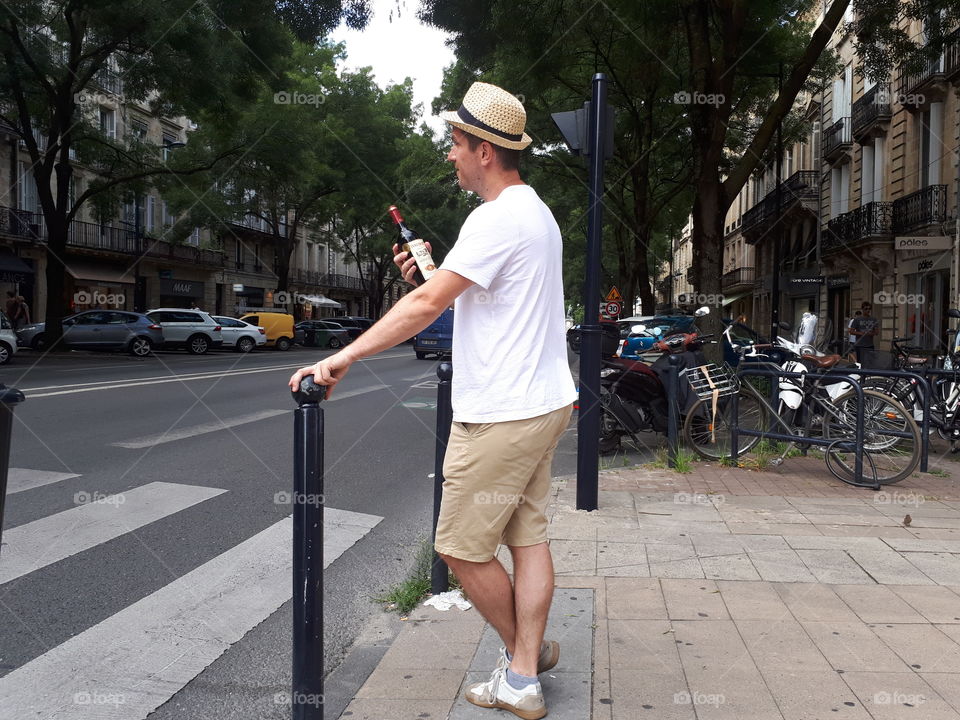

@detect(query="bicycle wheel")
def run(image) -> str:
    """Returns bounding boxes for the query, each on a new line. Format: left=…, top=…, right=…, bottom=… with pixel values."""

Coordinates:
left=823, top=388, right=921, bottom=484
left=683, top=386, right=768, bottom=460
left=825, top=439, right=878, bottom=487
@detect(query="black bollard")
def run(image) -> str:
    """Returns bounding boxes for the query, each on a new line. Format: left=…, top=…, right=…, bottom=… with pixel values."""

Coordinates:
left=431, top=361, right=453, bottom=595
left=0, top=383, right=25, bottom=553
left=666, top=356, right=680, bottom=468
left=290, top=376, right=326, bottom=720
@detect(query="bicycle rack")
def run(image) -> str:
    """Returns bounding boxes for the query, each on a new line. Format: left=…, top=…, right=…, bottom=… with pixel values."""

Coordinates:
left=732, top=367, right=876, bottom=489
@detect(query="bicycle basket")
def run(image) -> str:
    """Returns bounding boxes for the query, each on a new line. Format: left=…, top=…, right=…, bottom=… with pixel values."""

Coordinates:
left=681, top=363, right=740, bottom=400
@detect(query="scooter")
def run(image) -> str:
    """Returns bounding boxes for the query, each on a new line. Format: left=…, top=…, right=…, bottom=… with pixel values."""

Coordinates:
left=598, top=308, right=711, bottom=454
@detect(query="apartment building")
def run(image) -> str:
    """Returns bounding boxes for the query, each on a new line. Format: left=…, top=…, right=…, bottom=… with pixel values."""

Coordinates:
left=0, top=67, right=369, bottom=322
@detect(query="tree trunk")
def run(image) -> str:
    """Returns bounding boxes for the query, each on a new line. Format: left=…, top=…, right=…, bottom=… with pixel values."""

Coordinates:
left=691, top=177, right=726, bottom=359
left=43, top=219, right=69, bottom=349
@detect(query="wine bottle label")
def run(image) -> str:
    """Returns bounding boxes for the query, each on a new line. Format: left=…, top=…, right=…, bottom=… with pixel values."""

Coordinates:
left=404, top=238, right=437, bottom=280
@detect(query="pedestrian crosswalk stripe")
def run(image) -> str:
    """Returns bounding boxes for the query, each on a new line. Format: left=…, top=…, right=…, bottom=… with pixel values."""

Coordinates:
left=0, top=481, right=227, bottom=585
left=111, top=409, right=289, bottom=448
left=7, top=468, right=80, bottom=494
left=0, top=509, right=382, bottom=720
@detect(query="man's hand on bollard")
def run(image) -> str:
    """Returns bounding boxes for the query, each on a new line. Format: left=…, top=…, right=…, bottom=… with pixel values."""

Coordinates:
left=289, top=352, right=353, bottom=398
left=393, top=241, right=432, bottom=287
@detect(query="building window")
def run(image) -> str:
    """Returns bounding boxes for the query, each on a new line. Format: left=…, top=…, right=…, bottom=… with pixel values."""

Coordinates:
left=99, top=107, right=116, bottom=139
left=162, top=131, right=178, bottom=161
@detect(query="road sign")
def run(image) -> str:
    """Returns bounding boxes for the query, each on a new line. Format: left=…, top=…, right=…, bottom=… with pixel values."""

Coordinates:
left=604, top=301, right=622, bottom=317
left=605, top=287, right=622, bottom=302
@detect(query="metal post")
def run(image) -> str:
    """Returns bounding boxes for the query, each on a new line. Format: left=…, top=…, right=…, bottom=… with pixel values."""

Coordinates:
left=432, top=361, right=453, bottom=595
left=770, top=63, right=784, bottom=343
left=291, top=377, right=326, bottom=720
left=666, top=355, right=680, bottom=467
left=576, top=72, right=609, bottom=512
left=0, top=384, right=25, bottom=553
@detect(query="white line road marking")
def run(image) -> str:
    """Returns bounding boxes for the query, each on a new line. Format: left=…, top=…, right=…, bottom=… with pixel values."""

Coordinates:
left=111, top=409, right=290, bottom=449
left=7, top=468, right=81, bottom=494
left=0, top=509, right=382, bottom=719
left=0, top=482, right=227, bottom=585
left=326, top=384, right=388, bottom=401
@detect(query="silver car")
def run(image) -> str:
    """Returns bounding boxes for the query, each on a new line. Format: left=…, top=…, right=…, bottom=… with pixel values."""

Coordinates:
left=17, top=311, right=164, bottom=356
left=147, top=308, right=224, bottom=354
left=211, top=316, right=266, bottom=353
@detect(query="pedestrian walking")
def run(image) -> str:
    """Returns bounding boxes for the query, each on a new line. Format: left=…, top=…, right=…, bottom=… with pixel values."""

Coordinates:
left=5, top=291, right=17, bottom=322
left=850, top=302, right=878, bottom=364
left=846, top=310, right=861, bottom=360
left=12, top=295, right=30, bottom=330
left=289, top=82, right=575, bottom=720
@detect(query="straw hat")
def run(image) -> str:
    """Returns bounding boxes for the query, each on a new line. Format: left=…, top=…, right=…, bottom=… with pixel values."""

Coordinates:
left=441, top=82, right=532, bottom=150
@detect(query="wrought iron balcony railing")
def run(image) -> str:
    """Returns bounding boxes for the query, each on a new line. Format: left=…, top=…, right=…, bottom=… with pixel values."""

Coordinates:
left=892, top=185, right=947, bottom=234
left=741, top=170, right=819, bottom=236
left=851, top=84, right=892, bottom=141
left=823, top=116, right=852, bottom=160
left=825, top=201, right=893, bottom=253
left=721, top=266, right=756, bottom=290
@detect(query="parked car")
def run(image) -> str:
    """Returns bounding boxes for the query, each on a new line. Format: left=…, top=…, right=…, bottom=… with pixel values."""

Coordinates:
left=324, top=317, right=363, bottom=340
left=211, top=316, right=266, bottom=353
left=239, top=311, right=297, bottom=350
left=0, top=311, right=18, bottom=364
left=146, top=308, right=223, bottom=354
left=17, top=310, right=164, bottom=357
left=414, top=308, right=453, bottom=359
left=343, top=316, right=374, bottom=331
left=295, top=320, right=352, bottom=348
left=566, top=319, right=620, bottom=355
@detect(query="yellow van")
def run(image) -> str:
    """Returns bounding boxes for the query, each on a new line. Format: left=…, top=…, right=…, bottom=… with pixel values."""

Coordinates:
left=239, top=311, right=296, bottom=350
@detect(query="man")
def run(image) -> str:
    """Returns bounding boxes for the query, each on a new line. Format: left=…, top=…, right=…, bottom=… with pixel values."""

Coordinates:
left=850, top=302, right=878, bottom=364
left=289, top=81, right=576, bottom=719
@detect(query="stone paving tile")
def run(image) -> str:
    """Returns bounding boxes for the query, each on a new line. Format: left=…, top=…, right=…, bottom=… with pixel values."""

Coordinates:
left=450, top=670, right=591, bottom=720
left=717, top=509, right=811, bottom=524
left=547, top=522, right=600, bottom=541
left=672, top=620, right=784, bottom=719
left=907, top=528, right=960, bottom=540
left=596, top=541, right=648, bottom=577
left=649, top=558, right=706, bottom=579
left=353, top=666, right=465, bottom=701
left=811, top=525, right=918, bottom=539
left=785, top=536, right=890, bottom=551
left=845, top=547, right=936, bottom=585
left=736, top=534, right=792, bottom=552
left=700, top=553, right=762, bottom=581
left=595, top=526, right=696, bottom=544
left=919, top=673, right=960, bottom=714
left=716, top=580, right=791, bottom=620
left=748, top=548, right=819, bottom=583
left=728, top=522, right=825, bottom=536
left=884, top=538, right=960, bottom=553
left=773, top=583, right=861, bottom=622
left=831, top=585, right=927, bottom=624
left=605, top=578, right=668, bottom=620
left=869, top=624, right=960, bottom=673
left=840, top=671, right=960, bottom=719
left=689, top=533, right=750, bottom=557
left=795, top=550, right=875, bottom=584
left=801, top=621, right=911, bottom=672
left=903, top=553, right=960, bottom=585
left=338, top=698, right=454, bottom=719
left=550, top=539, right=597, bottom=576
left=758, top=669, right=871, bottom=719
left=804, top=513, right=904, bottom=527
left=905, top=516, right=960, bottom=529
left=872, top=503, right=960, bottom=519
left=737, top=617, right=833, bottom=672
left=661, top=579, right=729, bottom=620
left=889, top=586, right=960, bottom=624
left=377, top=639, right=477, bottom=670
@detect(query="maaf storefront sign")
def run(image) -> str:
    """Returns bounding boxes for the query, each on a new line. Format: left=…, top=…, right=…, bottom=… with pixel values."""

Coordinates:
left=159, top=278, right=204, bottom=298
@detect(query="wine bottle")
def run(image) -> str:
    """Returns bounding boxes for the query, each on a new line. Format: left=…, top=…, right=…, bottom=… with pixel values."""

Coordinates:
left=388, top=205, right=437, bottom=285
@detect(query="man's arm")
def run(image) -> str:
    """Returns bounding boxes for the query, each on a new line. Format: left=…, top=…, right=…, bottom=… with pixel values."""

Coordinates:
left=288, top=269, right=473, bottom=394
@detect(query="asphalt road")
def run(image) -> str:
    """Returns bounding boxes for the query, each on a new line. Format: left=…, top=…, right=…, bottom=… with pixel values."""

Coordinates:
left=0, top=343, right=656, bottom=718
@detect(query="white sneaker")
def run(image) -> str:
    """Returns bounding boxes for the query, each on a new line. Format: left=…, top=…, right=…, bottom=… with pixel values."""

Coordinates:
left=464, top=666, right=547, bottom=719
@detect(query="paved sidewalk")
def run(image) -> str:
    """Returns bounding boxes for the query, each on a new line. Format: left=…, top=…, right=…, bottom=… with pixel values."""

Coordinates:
left=340, top=458, right=960, bottom=719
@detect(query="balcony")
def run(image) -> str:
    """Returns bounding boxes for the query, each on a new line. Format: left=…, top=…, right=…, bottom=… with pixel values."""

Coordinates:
left=227, top=214, right=289, bottom=239
left=741, top=170, right=819, bottom=243
left=851, top=84, right=892, bottom=143
left=320, top=273, right=365, bottom=292
left=721, top=267, right=756, bottom=291
left=823, top=117, right=852, bottom=162
left=824, top=201, right=893, bottom=254
left=892, top=185, right=947, bottom=234
left=93, top=68, right=123, bottom=96
left=896, top=29, right=960, bottom=107
left=0, top=206, right=40, bottom=240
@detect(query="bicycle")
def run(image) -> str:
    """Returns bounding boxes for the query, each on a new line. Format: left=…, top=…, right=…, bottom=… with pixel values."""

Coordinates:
left=681, top=329, right=921, bottom=486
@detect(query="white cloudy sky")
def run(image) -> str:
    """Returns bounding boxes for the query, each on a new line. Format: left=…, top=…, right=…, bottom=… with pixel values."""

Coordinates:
left=330, top=0, right=456, bottom=135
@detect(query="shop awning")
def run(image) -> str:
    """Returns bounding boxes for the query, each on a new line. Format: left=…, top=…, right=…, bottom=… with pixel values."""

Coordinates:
left=303, top=294, right=342, bottom=308
left=0, top=250, right=34, bottom=282
left=66, top=260, right=135, bottom=285
left=721, top=290, right=752, bottom=307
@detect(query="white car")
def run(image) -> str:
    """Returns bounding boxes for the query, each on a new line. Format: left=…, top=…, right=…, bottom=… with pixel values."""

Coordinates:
left=211, top=316, right=266, bottom=353
left=146, top=308, right=223, bottom=354
left=0, top=311, right=18, bottom=364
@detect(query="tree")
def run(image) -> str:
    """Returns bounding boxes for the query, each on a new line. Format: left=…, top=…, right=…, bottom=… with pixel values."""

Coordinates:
left=0, top=0, right=367, bottom=346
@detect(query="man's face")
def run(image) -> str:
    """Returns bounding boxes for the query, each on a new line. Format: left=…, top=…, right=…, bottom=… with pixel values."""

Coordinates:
left=446, top=128, right=482, bottom=192
left=862, top=305, right=872, bottom=317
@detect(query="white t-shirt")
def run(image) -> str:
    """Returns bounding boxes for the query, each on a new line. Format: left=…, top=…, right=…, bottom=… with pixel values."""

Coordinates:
left=439, top=184, right=577, bottom=423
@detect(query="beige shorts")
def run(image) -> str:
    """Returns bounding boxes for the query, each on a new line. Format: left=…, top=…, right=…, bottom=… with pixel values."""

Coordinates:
left=434, top=404, right=573, bottom=562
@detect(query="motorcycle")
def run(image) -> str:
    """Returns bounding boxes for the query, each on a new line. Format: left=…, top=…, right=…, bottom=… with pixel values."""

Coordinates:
left=598, top=307, right=711, bottom=454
